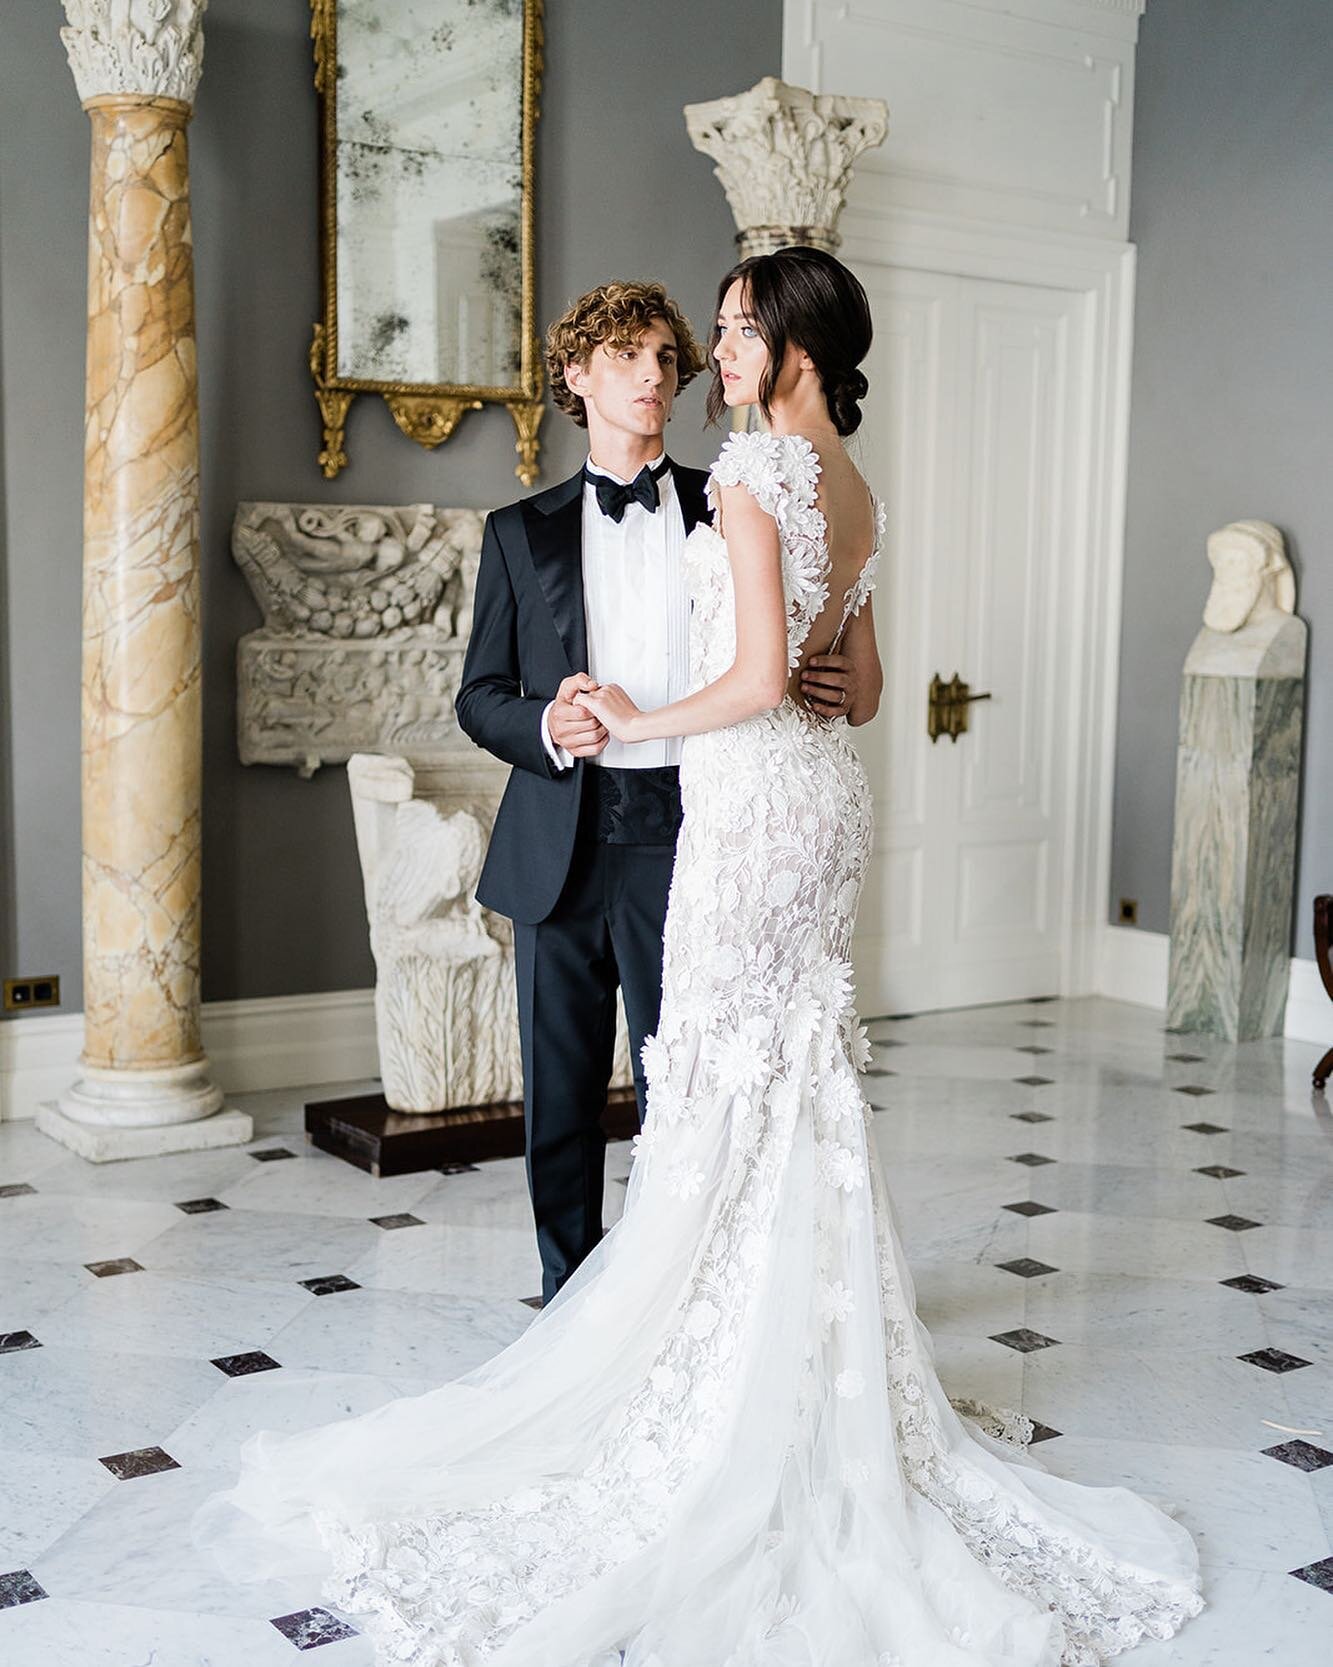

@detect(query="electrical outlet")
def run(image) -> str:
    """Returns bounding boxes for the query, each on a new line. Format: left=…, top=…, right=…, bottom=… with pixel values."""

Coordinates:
left=1118, top=898, right=1138, bottom=926
left=3, top=975, right=61, bottom=1013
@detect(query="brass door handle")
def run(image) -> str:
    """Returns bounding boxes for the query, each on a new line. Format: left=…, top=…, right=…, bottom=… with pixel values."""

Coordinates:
left=928, top=673, right=991, bottom=743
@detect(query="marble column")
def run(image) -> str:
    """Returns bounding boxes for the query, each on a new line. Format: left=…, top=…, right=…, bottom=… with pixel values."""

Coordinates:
left=40, top=1, right=249, bottom=1159
left=1166, top=524, right=1307, bottom=1043
left=684, top=77, right=888, bottom=258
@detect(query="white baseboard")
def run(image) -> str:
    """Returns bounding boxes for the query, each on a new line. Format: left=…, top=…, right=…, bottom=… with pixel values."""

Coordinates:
left=0, top=988, right=378, bottom=1122
left=1096, top=925, right=1328, bottom=1044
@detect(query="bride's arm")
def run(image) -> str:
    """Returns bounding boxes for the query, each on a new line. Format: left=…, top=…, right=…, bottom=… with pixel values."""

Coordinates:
left=575, top=484, right=789, bottom=743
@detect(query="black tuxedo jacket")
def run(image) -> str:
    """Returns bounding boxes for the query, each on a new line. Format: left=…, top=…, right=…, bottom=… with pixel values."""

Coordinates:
left=456, top=460, right=712, bottom=925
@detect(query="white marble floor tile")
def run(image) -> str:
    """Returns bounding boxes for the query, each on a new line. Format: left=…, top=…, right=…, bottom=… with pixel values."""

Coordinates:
left=0, top=1595, right=374, bottom=1667
left=931, top=1333, right=1025, bottom=1412
left=347, top=1221, right=543, bottom=1302
left=0, top=1343, right=223, bottom=1460
left=1241, top=1223, right=1333, bottom=1292
left=1022, top=1343, right=1295, bottom=1449
left=1018, top=1160, right=1232, bottom=1223
left=1223, top=1168, right=1333, bottom=1233
left=216, top=1150, right=442, bottom=1220
left=1023, top=1270, right=1267, bottom=1353
left=35, top=1270, right=317, bottom=1363
left=1041, top=1437, right=1330, bottom=1573
left=1256, top=1285, right=1333, bottom=1369
left=29, top=1144, right=261, bottom=1205
left=0, top=1448, right=116, bottom=1566
left=264, top=1284, right=531, bottom=1381
left=1120, top=1565, right=1333, bottom=1666
left=2, top=1257, right=94, bottom=1332
left=1023, top=1209, right=1250, bottom=1284
left=412, top=1155, right=539, bottom=1230
left=142, top=1202, right=383, bottom=1284
left=0, top=1193, right=182, bottom=1266
left=910, top=1260, right=1027, bottom=1340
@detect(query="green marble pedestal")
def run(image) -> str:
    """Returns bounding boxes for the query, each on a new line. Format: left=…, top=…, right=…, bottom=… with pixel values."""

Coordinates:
left=1167, top=620, right=1306, bottom=1041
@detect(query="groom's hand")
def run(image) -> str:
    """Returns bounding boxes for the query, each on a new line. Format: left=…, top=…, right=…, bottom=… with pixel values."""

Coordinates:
left=801, top=652, right=858, bottom=720
left=549, top=673, right=609, bottom=757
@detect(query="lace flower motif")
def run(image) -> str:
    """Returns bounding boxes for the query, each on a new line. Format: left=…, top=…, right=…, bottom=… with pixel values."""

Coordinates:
left=816, top=1138, right=865, bottom=1193
left=665, top=1159, right=706, bottom=1201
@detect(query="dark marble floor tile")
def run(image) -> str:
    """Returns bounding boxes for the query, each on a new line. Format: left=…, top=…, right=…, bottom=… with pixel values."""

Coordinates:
left=1264, top=1440, right=1333, bottom=1472
left=369, top=1213, right=425, bottom=1230
left=990, top=1328, right=1061, bottom=1353
left=1182, top=1122, right=1229, bottom=1135
left=250, top=1147, right=297, bottom=1162
left=1195, top=1165, right=1244, bottom=1179
left=211, top=1350, right=282, bottom=1377
left=1013, top=1076, right=1055, bottom=1087
left=1206, top=1214, right=1262, bottom=1232
left=1174, top=1086, right=1216, bottom=1098
left=996, top=1258, right=1059, bottom=1279
left=1011, top=1111, right=1055, bottom=1124
left=269, top=1607, right=360, bottom=1649
left=1004, top=1200, right=1057, bottom=1217
left=520, top=1296, right=543, bottom=1310
left=1021, top=1021, right=1056, bottom=1029
left=299, top=1274, right=361, bottom=1296
left=1008, top=1153, right=1056, bottom=1167
left=175, top=1196, right=229, bottom=1214
left=863, top=1068, right=896, bottom=1077
left=1238, top=1348, right=1313, bottom=1374
left=0, top=1182, right=37, bottom=1199
left=615, top=1176, right=630, bottom=1187
left=872, top=1037, right=905, bottom=1049
left=437, top=1162, right=481, bottom=1176
left=98, top=1445, right=181, bottom=1480
left=1166, top=1053, right=1205, bottom=1064
left=1288, top=1557, right=1333, bottom=1594
left=0, top=1569, right=48, bottom=1608
left=1220, top=1274, right=1284, bottom=1294
left=84, top=1257, right=144, bottom=1278
left=0, top=1331, right=41, bottom=1356
left=1015, top=1045, right=1053, bottom=1056
left=1028, top=1421, right=1062, bottom=1443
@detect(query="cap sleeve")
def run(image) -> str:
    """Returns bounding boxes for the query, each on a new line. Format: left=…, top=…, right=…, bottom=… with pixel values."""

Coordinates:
left=706, top=431, right=820, bottom=527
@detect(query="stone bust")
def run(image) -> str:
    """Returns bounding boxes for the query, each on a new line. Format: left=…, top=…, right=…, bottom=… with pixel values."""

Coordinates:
left=1184, top=519, right=1306, bottom=678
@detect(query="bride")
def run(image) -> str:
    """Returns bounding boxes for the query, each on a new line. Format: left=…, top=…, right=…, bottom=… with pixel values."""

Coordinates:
left=200, top=248, right=1202, bottom=1665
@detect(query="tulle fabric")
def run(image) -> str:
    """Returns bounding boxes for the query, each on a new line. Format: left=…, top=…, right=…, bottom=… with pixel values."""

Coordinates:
left=196, top=434, right=1202, bottom=1664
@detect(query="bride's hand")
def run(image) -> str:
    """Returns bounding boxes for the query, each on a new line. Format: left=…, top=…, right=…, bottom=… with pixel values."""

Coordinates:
left=573, top=684, right=644, bottom=742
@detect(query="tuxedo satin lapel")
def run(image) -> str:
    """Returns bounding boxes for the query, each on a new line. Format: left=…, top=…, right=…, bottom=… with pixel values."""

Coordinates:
left=524, top=472, right=587, bottom=672
left=670, top=461, right=711, bottom=536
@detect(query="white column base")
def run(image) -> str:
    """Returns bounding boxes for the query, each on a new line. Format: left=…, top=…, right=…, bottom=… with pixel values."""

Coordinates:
left=36, top=1101, right=253, bottom=1163
left=57, top=1057, right=226, bottom=1128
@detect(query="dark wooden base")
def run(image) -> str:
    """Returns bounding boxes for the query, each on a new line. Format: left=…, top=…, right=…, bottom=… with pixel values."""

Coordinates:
left=305, top=1086, right=640, bottom=1177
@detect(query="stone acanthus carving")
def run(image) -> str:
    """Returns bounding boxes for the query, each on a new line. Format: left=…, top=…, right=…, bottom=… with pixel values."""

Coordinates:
left=234, top=502, right=485, bottom=776
left=61, top=0, right=207, bottom=107
left=1186, top=520, right=1306, bottom=679
left=347, top=754, right=632, bottom=1114
left=684, top=77, right=888, bottom=256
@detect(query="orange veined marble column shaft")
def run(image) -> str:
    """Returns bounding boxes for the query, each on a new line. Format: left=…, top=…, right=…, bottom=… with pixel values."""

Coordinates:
left=79, top=95, right=205, bottom=1077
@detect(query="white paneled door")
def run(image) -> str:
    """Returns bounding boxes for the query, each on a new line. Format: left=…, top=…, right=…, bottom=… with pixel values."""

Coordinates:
left=850, top=262, right=1092, bottom=1015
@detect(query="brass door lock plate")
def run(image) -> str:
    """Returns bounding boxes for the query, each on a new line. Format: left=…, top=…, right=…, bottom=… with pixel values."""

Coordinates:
left=928, top=672, right=992, bottom=742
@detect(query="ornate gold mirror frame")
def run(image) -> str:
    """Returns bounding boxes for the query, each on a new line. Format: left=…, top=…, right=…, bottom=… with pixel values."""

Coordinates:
left=309, top=0, right=544, bottom=484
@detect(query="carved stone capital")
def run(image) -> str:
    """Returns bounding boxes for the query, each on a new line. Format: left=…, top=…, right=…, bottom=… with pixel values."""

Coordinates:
left=685, top=77, right=887, bottom=254
left=61, top=0, right=206, bottom=108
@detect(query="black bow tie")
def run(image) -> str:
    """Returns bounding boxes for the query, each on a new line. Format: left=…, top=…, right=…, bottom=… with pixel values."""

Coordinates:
left=585, top=457, right=670, bottom=523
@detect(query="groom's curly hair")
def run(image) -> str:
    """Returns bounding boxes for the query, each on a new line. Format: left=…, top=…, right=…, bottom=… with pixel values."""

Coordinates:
left=545, top=281, right=707, bottom=428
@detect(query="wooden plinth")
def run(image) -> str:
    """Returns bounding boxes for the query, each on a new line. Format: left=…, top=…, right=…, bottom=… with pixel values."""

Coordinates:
left=305, top=1087, right=640, bottom=1177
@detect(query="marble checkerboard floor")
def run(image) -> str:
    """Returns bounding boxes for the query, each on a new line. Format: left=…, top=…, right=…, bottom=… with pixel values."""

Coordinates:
left=2, top=996, right=1331, bottom=1664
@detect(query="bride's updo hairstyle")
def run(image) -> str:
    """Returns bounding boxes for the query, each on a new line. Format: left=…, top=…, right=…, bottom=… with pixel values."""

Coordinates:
left=705, top=246, right=872, bottom=436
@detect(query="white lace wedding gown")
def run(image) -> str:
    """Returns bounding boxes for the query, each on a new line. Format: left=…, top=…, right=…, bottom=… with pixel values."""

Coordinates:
left=201, top=433, right=1202, bottom=1666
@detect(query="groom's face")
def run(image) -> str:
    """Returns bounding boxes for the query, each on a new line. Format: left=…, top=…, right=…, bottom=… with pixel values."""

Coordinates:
left=565, top=319, right=679, bottom=443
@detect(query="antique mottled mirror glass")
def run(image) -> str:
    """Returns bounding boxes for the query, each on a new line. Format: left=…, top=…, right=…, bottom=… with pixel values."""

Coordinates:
left=310, top=0, right=543, bottom=482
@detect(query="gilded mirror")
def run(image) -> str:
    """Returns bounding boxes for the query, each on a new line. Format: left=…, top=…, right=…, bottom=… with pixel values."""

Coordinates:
left=310, top=0, right=544, bottom=483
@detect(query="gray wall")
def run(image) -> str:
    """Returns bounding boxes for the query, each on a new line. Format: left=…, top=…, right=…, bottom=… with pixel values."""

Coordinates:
left=0, top=0, right=780, bottom=1011
left=1112, top=0, right=1333, bottom=960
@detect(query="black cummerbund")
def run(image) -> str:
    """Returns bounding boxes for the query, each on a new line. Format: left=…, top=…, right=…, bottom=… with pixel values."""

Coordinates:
left=577, top=764, right=682, bottom=846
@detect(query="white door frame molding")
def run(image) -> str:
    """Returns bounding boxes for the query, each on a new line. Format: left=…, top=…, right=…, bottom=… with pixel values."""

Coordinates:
left=838, top=204, right=1136, bottom=1002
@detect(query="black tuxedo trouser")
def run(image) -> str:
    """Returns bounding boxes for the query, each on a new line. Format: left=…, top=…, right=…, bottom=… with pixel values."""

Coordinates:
left=513, top=811, right=675, bottom=1305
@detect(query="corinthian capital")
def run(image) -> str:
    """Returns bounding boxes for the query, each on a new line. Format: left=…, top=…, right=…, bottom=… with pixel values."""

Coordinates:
left=685, top=77, right=888, bottom=254
left=61, top=0, right=206, bottom=107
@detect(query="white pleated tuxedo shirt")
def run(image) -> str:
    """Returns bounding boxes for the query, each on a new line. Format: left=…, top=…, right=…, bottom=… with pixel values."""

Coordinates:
left=541, top=453, right=690, bottom=771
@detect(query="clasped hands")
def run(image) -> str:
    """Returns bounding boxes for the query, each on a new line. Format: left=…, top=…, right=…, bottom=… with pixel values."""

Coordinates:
left=547, top=653, right=861, bottom=756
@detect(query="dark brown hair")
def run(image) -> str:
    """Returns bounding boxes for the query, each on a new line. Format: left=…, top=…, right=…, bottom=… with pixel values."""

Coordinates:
left=705, top=246, right=872, bottom=436
left=545, top=280, right=707, bottom=428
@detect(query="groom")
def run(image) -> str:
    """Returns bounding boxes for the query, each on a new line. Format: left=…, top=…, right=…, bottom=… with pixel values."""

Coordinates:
left=457, top=280, right=851, bottom=1301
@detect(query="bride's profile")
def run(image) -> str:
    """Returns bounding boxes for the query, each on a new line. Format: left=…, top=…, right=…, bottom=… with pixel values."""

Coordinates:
left=198, top=246, right=1203, bottom=1666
